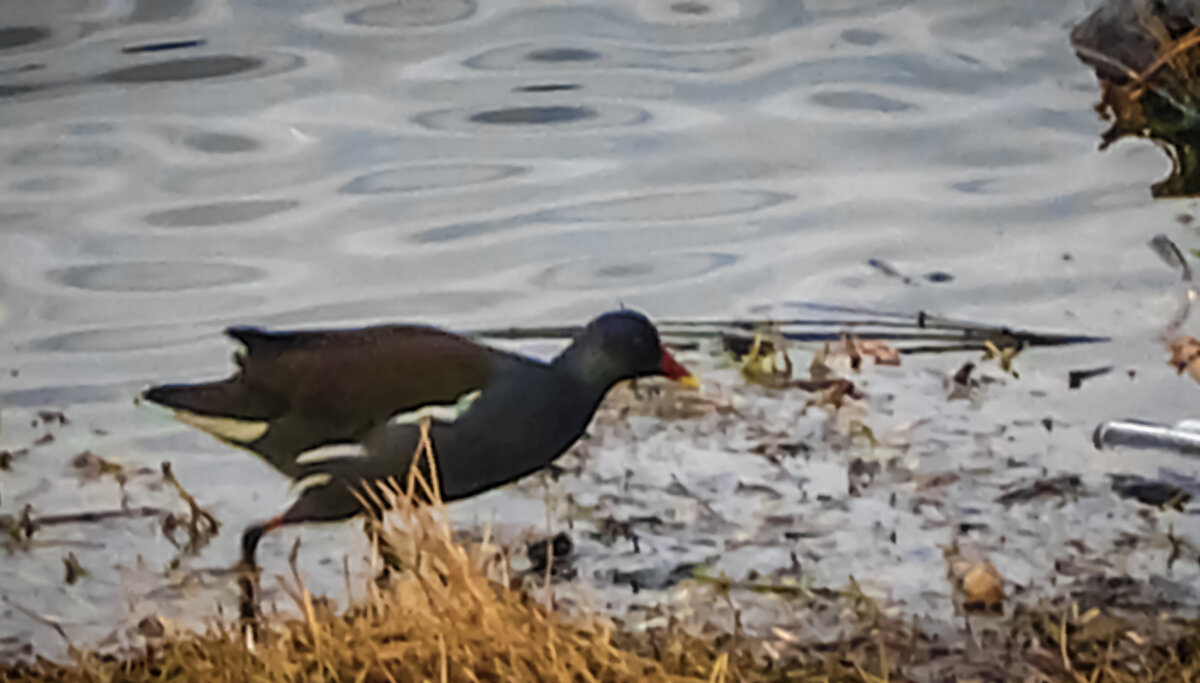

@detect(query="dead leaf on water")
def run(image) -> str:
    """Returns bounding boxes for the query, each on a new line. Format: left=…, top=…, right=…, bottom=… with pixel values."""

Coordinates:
left=838, top=334, right=902, bottom=370
left=1166, top=335, right=1200, bottom=382
left=996, top=474, right=1085, bottom=506
left=915, top=471, right=960, bottom=491
left=945, top=544, right=1005, bottom=613
left=71, top=450, right=125, bottom=483
left=739, top=331, right=793, bottom=388
left=62, top=553, right=88, bottom=585
left=982, top=339, right=1024, bottom=378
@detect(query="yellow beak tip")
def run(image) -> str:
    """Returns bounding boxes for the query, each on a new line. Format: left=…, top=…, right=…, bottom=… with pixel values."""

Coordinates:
left=678, top=375, right=701, bottom=390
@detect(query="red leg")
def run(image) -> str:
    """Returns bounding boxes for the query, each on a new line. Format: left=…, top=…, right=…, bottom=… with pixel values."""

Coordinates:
left=238, top=515, right=287, bottom=626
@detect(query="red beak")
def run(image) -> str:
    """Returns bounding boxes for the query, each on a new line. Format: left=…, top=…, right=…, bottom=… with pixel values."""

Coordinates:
left=659, top=348, right=694, bottom=383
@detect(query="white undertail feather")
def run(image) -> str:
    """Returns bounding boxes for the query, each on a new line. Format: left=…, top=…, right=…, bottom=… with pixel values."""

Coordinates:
left=173, top=410, right=269, bottom=444
left=294, top=442, right=369, bottom=465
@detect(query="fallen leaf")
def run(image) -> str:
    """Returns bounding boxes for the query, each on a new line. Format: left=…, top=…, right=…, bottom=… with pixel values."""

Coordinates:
left=982, top=339, right=1024, bottom=378
left=996, top=474, right=1084, bottom=506
left=961, top=560, right=1005, bottom=611
left=62, top=553, right=88, bottom=585
left=915, top=471, right=960, bottom=490
left=1167, top=335, right=1200, bottom=382
left=838, top=334, right=902, bottom=369
left=71, top=450, right=125, bottom=482
left=36, top=410, right=68, bottom=426
left=739, top=331, right=793, bottom=388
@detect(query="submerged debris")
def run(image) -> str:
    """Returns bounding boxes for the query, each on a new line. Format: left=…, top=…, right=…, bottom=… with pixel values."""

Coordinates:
left=61, top=552, right=88, bottom=585
left=737, top=330, right=793, bottom=388
left=34, top=411, right=68, bottom=427
left=996, top=474, right=1086, bottom=506
left=1111, top=473, right=1192, bottom=510
left=159, top=462, right=220, bottom=555
left=526, top=531, right=574, bottom=578
left=838, top=333, right=901, bottom=369
left=981, top=338, right=1024, bottom=378
left=1068, top=365, right=1114, bottom=389
left=70, top=450, right=126, bottom=483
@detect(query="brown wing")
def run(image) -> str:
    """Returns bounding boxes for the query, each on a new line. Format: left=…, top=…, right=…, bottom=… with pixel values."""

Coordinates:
left=142, top=324, right=502, bottom=475
left=226, top=324, right=496, bottom=425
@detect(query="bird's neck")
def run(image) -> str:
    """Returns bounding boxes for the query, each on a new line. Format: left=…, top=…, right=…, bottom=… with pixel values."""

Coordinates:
left=552, top=340, right=621, bottom=395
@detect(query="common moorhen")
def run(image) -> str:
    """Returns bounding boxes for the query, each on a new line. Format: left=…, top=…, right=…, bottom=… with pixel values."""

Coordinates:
left=143, top=309, right=695, bottom=600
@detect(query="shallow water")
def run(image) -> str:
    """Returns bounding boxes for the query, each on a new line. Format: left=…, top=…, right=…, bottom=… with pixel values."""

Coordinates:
left=3, top=0, right=1200, bottom=661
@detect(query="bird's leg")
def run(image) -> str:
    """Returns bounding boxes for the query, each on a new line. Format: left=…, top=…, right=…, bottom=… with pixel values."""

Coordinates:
left=238, top=515, right=286, bottom=635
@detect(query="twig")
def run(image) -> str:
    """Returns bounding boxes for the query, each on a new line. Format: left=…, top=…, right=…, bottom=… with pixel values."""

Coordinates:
left=5, top=505, right=167, bottom=539
left=160, top=462, right=220, bottom=553
left=1060, top=608, right=1073, bottom=674
left=2, top=596, right=73, bottom=648
left=1072, top=43, right=1141, bottom=82
left=667, top=476, right=722, bottom=522
left=1150, top=234, right=1197, bottom=341
left=1130, top=28, right=1200, bottom=95
left=466, top=313, right=1109, bottom=352
left=288, top=536, right=304, bottom=594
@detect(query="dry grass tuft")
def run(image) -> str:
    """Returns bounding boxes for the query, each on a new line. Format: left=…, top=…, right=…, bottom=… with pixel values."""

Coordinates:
left=4, top=495, right=692, bottom=682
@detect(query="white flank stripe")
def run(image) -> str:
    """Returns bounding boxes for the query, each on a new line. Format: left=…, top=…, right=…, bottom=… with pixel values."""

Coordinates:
left=390, top=389, right=481, bottom=426
left=292, top=472, right=332, bottom=493
left=294, top=442, right=368, bottom=465
left=174, top=411, right=269, bottom=444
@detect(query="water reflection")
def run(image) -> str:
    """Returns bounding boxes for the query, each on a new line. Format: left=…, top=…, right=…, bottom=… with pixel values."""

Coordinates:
left=465, top=42, right=758, bottom=74
left=0, top=26, right=51, bottom=51
left=22, top=324, right=204, bottom=354
left=144, top=199, right=298, bottom=228
left=415, top=102, right=648, bottom=131
left=527, top=47, right=601, bottom=63
left=49, top=261, right=263, bottom=292
left=469, top=105, right=597, bottom=125
left=128, top=0, right=198, bottom=24
left=513, top=83, right=582, bottom=93
left=9, top=143, right=122, bottom=167
left=810, top=90, right=914, bottom=113
left=97, top=55, right=263, bottom=83
left=345, top=0, right=477, bottom=28
left=180, top=131, right=260, bottom=153
left=340, top=163, right=524, bottom=195
left=121, top=39, right=207, bottom=54
left=546, top=189, right=791, bottom=222
left=534, top=252, right=738, bottom=289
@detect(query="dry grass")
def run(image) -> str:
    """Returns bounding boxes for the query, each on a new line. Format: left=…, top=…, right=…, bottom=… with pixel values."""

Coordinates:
left=3, top=496, right=689, bottom=682
left=2, top=425, right=716, bottom=683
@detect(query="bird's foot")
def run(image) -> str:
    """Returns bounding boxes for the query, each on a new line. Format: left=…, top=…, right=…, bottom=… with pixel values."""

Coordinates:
left=236, top=560, right=261, bottom=639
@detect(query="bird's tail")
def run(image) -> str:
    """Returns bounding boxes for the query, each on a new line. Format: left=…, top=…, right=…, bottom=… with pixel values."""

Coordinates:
left=141, top=379, right=279, bottom=420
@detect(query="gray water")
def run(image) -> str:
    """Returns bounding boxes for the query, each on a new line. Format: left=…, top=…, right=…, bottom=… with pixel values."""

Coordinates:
left=3, top=0, right=1199, bottom=661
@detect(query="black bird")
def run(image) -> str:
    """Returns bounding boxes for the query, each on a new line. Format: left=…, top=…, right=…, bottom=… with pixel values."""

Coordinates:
left=142, top=309, right=696, bottom=611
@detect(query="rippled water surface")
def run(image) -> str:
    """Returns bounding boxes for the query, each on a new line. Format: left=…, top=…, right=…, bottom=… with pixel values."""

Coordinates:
left=4, top=0, right=1200, bottom=661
